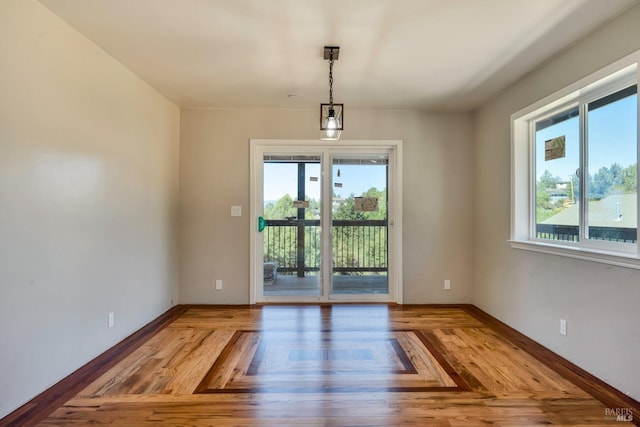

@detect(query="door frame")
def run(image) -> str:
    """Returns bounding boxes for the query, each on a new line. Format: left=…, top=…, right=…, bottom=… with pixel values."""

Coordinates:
left=249, top=139, right=403, bottom=304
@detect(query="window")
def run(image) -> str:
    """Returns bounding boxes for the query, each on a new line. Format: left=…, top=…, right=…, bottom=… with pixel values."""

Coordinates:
left=512, top=53, right=640, bottom=266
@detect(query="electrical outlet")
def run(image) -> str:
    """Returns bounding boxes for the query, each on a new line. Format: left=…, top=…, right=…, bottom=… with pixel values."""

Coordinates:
left=108, top=312, right=114, bottom=328
left=444, top=279, right=451, bottom=290
left=215, top=280, right=223, bottom=290
left=560, top=319, right=567, bottom=336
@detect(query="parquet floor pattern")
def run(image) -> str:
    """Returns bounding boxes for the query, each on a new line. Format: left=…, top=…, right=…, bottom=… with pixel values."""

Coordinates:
left=38, top=305, right=632, bottom=426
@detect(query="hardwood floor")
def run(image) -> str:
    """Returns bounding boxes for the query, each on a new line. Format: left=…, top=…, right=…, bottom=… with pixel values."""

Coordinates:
left=4, top=305, right=639, bottom=426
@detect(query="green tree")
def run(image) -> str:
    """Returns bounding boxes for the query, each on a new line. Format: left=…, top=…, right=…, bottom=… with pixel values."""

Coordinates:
left=536, top=184, right=561, bottom=222
left=590, top=164, right=625, bottom=199
left=333, top=194, right=365, bottom=220
left=264, top=194, right=297, bottom=219
left=305, top=197, right=320, bottom=219
left=538, top=170, right=560, bottom=189
left=622, top=163, right=638, bottom=193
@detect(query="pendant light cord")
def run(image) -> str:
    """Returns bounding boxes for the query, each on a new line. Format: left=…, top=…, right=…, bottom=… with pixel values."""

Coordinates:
left=328, top=54, right=334, bottom=106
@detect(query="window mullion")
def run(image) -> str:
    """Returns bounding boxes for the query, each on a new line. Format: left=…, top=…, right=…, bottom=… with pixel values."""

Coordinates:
left=579, top=102, right=588, bottom=244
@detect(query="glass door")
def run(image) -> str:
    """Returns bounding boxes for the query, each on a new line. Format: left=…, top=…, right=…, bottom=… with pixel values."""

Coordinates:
left=330, top=155, right=389, bottom=296
left=251, top=141, right=400, bottom=303
left=262, top=155, right=322, bottom=297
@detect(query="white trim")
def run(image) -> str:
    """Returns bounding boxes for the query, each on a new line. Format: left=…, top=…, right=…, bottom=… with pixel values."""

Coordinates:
left=509, top=240, right=640, bottom=270
left=249, top=139, right=403, bottom=304
left=248, top=142, right=269, bottom=305
left=391, top=143, right=403, bottom=304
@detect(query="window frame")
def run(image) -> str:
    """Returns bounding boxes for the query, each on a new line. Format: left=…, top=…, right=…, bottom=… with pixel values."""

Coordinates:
left=511, top=51, right=640, bottom=269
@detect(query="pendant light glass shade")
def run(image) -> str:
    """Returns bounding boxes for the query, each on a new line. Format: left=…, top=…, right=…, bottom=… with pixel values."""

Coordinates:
left=320, top=103, right=343, bottom=140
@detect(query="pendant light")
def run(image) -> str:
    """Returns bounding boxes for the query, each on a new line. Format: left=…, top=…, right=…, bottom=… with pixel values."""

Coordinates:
left=320, top=46, right=343, bottom=141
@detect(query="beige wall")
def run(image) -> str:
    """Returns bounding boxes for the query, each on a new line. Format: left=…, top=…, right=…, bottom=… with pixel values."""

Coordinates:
left=0, top=1, right=180, bottom=418
left=473, top=4, right=640, bottom=400
left=179, top=108, right=474, bottom=304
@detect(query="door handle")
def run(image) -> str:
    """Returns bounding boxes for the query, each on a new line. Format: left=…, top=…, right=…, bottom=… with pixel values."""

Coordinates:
left=258, top=216, right=266, bottom=232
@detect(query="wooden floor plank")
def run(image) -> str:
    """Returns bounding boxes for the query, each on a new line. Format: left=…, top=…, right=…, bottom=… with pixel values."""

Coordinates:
left=2, top=305, right=637, bottom=426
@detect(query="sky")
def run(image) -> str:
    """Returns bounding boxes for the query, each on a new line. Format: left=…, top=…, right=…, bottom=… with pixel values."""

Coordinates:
left=535, top=94, right=637, bottom=181
left=263, top=163, right=387, bottom=202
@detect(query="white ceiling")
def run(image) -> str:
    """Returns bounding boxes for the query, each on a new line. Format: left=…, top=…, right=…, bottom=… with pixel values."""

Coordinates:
left=41, top=0, right=638, bottom=111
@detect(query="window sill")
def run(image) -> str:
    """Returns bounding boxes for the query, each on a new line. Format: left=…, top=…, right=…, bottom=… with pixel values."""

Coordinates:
left=509, top=240, right=640, bottom=270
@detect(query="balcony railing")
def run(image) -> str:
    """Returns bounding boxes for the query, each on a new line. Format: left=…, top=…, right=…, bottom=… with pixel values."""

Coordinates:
left=536, top=224, right=637, bottom=243
left=263, top=219, right=388, bottom=277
